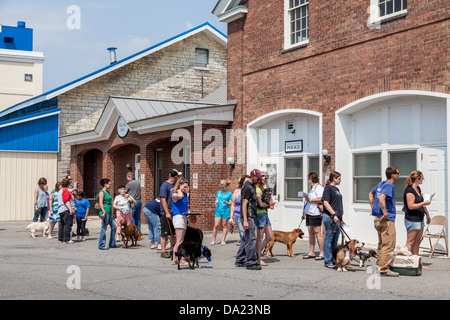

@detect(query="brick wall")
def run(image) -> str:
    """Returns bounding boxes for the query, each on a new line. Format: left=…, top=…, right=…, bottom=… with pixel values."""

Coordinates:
left=227, top=0, right=449, bottom=177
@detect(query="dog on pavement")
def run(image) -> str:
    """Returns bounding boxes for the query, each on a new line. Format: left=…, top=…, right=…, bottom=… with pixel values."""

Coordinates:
left=26, top=221, right=50, bottom=237
left=119, top=219, right=142, bottom=248
left=351, top=249, right=377, bottom=268
left=265, top=228, right=304, bottom=258
left=176, top=241, right=202, bottom=270
left=332, top=239, right=364, bottom=272
left=178, top=226, right=212, bottom=263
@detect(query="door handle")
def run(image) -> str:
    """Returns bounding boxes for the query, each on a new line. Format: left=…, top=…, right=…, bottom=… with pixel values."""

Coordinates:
left=277, top=194, right=280, bottom=202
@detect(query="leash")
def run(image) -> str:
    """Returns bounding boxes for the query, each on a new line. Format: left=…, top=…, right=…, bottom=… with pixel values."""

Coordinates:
left=337, top=222, right=351, bottom=241
left=298, top=216, right=305, bottom=228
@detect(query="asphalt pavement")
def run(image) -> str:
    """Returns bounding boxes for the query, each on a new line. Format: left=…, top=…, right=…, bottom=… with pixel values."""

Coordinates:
left=1, top=217, right=449, bottom=302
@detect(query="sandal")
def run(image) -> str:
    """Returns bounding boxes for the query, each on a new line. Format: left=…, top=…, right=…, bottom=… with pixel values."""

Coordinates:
left=303, top=254, right=316, bottom=259
left=315, top=256, right=324, bottom=260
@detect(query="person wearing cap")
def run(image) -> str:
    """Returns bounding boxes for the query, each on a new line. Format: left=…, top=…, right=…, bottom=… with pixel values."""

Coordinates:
left=235, top=169, right=261, bottom=270
left=159, top=169, right=181, bottom=258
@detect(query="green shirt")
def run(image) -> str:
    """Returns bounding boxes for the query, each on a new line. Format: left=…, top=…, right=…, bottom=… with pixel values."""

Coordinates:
left=256, top=187, right=267, bottom=214
left=99, top=190, right=112, bottom=214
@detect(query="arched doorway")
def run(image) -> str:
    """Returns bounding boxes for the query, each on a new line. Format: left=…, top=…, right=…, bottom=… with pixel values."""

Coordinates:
left=247, top=109, right=323, bottom=231
left=83, top=149, right=103, bottom=198
left=336, top=90, right=449, bottom=248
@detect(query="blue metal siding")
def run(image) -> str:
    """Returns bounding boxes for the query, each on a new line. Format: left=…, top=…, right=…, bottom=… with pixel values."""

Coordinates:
left=0, top=114, right=59, bottom=152
left=0, top=24, right=33, bottom=51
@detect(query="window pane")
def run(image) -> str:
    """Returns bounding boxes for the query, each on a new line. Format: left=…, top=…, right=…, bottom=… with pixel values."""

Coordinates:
left=308, top=157, right=319, bottom=176
left=394, top=0, right=402, bottom=12
left=404, top=0, right=407, bottom=10
left=380, top=3, right=385, bottom=16
left=355, top=178, right=382, bottom=201
left=286, top=179, right=303, bottom=200
left=286, top=158, right=303, bottom=177
left=386, top=0, right=393, bottom=15
left=394, top=178, right=407, bottom=202
left=354, top=153, right=381, bottom=176
left=389, top=152, right=416, bottom=177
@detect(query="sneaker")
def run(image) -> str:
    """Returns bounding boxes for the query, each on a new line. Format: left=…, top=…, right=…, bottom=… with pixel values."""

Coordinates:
left=381, top=270, right=399, bottom=277
left=235, top=262, right=246, bottom=268
left=65, top=240, right=75, bottom=244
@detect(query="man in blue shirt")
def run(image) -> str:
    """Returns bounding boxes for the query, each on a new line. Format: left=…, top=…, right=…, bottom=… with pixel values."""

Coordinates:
left=159, top=169, right=181, bottom=258
left=369, top=166, right=400, bottom=277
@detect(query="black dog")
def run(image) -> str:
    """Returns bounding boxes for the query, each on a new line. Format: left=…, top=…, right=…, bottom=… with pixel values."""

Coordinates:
left=174, top=226, right=212, bottom=270
left=261, top=188, right=273, bottom=205
left=184, top=226, right=204, bottom=243
left=177, top=241, right=202, bottom=270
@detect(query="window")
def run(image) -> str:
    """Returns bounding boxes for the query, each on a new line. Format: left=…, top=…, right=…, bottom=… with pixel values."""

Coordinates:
left=353, top=153, right=382, bottom=202
left=353, top=150, right=416, bottom=202
left=195, top=48, right=209, bottom=67
left=389, top=151, right=416, bottom=202
left=285, top=157, right=303, bottom=200
left=308, top=157, right=319, bottom=177
left=379, top=0, right=407, bottom=17
left=24, top=74, right=33, bottom=82
left=285, top=0, right=309, bottom=48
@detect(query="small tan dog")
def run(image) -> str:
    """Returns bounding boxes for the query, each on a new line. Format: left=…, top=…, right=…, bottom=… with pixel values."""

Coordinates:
left=26, top=221, right=50, bottom=237
left=265, top=228, right=304, bottom=258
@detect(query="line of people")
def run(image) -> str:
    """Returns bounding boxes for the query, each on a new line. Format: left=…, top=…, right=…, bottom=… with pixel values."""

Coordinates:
left=34, top=165, right=432, bottom=275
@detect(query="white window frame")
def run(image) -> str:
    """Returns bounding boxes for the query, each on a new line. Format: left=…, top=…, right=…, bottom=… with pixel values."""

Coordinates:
left=284, top=0, right=309, bottom=50
left=352, top=147, right=418, bottom=203
left=368, top=0, right=407, bottom=26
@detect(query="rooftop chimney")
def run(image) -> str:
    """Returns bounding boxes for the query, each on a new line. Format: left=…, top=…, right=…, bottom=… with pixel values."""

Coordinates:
left=107, top=47, right=117, bottom=64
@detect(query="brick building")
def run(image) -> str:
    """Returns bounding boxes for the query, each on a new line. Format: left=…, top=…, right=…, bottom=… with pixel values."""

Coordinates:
left=214, top=0, right=449, bottom=247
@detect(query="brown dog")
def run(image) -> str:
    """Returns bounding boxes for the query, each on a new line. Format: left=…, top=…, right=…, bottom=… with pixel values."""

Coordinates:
left=119, top=219, right=142, bottom=248
left=265, top=228, right=304, bottom=258
left=332, top=239, right=364, bottom=272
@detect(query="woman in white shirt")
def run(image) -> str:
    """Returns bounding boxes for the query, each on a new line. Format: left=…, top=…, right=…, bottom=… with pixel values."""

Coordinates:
left=113, top=185, right=136, bottom=241
left=302, top=172, right=324, bottom=260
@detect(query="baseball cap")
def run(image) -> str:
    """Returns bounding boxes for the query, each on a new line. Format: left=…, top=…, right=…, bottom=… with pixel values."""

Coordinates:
left=170, top=169, right=182, bottom=177
left=250, top=169, right=262, bottom=179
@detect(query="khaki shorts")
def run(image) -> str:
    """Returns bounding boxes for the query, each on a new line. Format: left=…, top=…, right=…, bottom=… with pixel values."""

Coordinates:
left=173, top=214, right=187, bottom=230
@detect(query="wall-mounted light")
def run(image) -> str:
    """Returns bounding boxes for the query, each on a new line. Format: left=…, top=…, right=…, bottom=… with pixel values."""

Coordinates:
left=126, top=163, right=132, bottom=171
left=322, top=149, right=331, bottom=164
left=227, top=156, right=235, bottom=169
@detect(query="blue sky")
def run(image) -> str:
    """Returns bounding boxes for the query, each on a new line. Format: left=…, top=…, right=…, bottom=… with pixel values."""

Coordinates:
left=0, top=0, right=227, bottom=92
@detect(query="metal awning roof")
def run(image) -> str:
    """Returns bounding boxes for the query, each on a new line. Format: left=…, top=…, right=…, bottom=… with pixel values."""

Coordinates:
left=60, top=93, right=236, bottom=145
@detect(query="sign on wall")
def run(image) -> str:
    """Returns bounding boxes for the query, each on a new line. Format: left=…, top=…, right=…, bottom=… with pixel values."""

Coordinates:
left=285, top=140, right=303, bottom=153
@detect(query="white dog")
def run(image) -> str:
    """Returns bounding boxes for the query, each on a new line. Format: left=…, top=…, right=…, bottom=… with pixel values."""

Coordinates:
left=26, top=221, right=50, bottom=237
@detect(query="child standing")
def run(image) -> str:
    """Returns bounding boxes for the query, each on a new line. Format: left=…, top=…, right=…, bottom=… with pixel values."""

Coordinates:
left=75, top=191, right=90, bottom=241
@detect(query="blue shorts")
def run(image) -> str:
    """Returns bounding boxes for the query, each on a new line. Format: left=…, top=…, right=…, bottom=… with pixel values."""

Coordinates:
left=215, top=210, right=230, bottom=220
left=405, top=219, right=424, bottom=232
left=256, top=211, right=271, bottom=228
